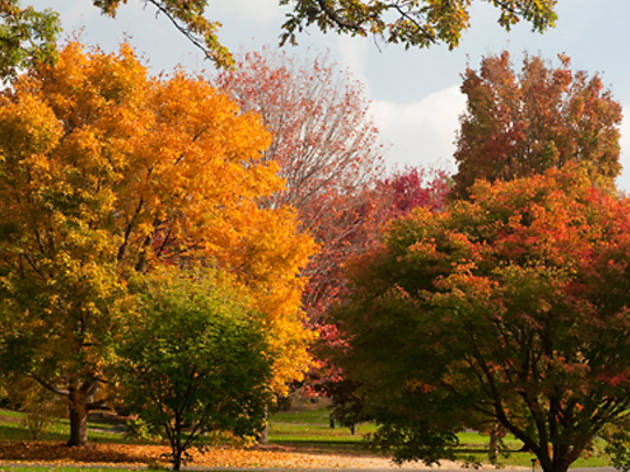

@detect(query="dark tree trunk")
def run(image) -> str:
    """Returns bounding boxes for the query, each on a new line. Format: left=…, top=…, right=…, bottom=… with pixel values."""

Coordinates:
left=541, top=463, right=569, bottom=472
left=67, top=386, right=88, bottom=446
left=170, top=417, right=183, bottom=471
left=536, top=444, right=571, bottom=472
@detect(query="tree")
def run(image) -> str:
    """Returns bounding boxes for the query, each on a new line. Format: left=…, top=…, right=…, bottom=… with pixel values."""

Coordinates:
left=0, top=0, right=60, bottom=78
left=216, top=47, right=383, bottom=211
left=308, top=166, right=449, bottom=409
left=114, top=266, right=272, bottom=471
left=452, top=51, right=622, bottom=198
left=280, top=0, right=557, bottom=54
left=218, top=50, right=450, bottom=328
left=218, top=49, right=394, bottom=416
left=381, top=166, right=449, bottom=215
left=216, top=47, right=384, bottom=324
left=604, top=423, right=630, bottom=472
left=307, top=166, right=449, bottom=324
left=305, top=165, right=449, bottom=330
left=2, top=1, right=558, bottom=72
left=334, top=165, right=630, bottom=472
left=0, top=41, right=314, bottom=445
left=3, top=376, right=66, bottom=440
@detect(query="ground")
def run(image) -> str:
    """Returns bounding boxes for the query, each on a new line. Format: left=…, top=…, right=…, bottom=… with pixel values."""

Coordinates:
left=0, top=393, right=614, bottom=470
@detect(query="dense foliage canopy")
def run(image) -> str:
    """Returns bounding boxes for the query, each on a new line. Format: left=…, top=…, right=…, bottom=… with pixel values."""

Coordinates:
left=452, top=52, right=622, bottom=198
left=115, top=266, right=272, bottom=471
left=0, top=41, right=314, bottom=444
left=335, top=165, right=630, bottom=472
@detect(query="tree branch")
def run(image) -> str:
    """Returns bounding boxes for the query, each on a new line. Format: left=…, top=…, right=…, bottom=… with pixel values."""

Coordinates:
left=30, top=374, right=69, bottom=397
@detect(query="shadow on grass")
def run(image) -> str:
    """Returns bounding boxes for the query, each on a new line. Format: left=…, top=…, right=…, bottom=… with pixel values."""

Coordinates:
left=269, top=438, right=373, bottom=456
left=0, top=424, right=69, bottom=442
left=273, top=438, right=363, bottom=445
left=0, top=424, right=154, bottom=447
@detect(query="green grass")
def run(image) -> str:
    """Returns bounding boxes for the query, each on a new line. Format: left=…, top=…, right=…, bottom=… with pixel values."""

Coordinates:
left=455, top=446, right=612, bottom=469
left=270, top=407, right=330, bottom=425
left=269, top=406, right=375, bottom=443
left=457, top=430, right=522, bottom=449
left=0, top=409, right=125, bottom=443
left=268, top=405, right=373, bottom=454
left=0, top=411, right=22, bottom=420
left=0, top=406, right=616, bottom=468
left=270, top=406, right=613, bottom=468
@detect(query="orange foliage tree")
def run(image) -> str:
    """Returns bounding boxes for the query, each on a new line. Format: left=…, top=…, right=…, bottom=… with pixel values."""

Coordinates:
left=0, top=42, right=315, bottom=445
left=452, top=52, right=622, bottom=198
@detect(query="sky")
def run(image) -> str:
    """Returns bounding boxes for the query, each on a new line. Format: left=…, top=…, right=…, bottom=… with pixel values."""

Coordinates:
left=28, top=0, right=630, bottom=190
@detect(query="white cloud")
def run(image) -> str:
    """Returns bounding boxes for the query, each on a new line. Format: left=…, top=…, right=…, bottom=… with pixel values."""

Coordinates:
left=370, top=84, right=466, bottom=172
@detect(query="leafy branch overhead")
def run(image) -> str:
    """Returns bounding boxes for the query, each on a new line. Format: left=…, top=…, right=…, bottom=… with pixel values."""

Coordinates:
left=0, top=0, right=558, bottom=73
left=95, top=0, right=232, bottom=66
left=94, top=0, right=559, bottom=66
left=279, top=0, right=558, bottom=51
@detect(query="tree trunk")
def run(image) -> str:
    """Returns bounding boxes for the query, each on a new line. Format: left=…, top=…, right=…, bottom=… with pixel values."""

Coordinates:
left=173, top=450, right=182, bottom=471
left=259, top=403, right=269, bottom=444
left=67, top=386, right=88, bottom=446
left=536, top=445, right=571, bottom=472
left=540, top=463, right=569, bottom=472
left=489, top=423, right=501, bottom=463
left=171, top=417, right=183, bottom=471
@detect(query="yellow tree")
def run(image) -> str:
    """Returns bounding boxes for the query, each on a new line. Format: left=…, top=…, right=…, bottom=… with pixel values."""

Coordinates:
left=0, top=42, right=315, bottom=445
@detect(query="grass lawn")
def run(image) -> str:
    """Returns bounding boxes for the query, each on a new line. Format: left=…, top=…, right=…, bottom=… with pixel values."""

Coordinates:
left=269, top=408, right=374, bottom=447
left=271, top=405, right=613, bottom=468
left=0, top=405, right=615, bottom=468
left=0, top=409, right=126, bottom=443
left=453, top=438, right=612, bottom=468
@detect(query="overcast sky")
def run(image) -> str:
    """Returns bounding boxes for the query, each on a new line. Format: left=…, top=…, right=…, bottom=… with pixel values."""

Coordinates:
left=29, top=0, right=630, bottom=190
